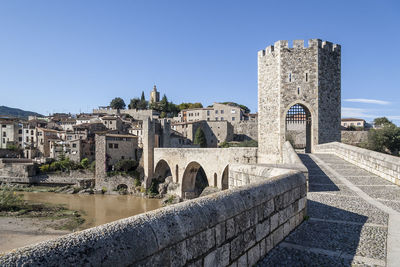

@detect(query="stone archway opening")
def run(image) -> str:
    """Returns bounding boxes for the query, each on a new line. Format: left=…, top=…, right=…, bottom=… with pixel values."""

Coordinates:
left=182, top=162, right=209, bottom=199
left=151, top=160, right=173, bottom=195
left=221, top=165, right=229, bottom=190
left=154, top=160, right=172, bottom=183
left=116, top=184, right=128, bottom=195
left=285, top=104, right=312, bottom=153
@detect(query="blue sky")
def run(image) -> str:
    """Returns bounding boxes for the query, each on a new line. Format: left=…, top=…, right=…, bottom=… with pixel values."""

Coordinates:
left=0, top=0, right=399, bottom=124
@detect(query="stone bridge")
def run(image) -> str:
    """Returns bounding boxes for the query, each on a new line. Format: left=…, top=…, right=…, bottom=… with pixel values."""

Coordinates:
left=153, top=147, right=257, bottom=198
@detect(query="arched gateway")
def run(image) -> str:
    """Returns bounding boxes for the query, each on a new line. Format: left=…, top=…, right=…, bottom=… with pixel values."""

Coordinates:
left=285, top=104, right=312, bottom=153
left=257, top=39, right=341, bottom=163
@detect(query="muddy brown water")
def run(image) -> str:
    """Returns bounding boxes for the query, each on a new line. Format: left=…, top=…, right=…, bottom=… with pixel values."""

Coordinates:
left=20, top=192, right=162, bottom=229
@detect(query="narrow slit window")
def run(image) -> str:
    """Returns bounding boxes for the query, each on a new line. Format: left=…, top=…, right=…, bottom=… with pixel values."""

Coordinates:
left=297, top=87, right=300, bottom=95
left=305, top=73, right=308, bottom=82
left=289, top=73, right=292, bottom=82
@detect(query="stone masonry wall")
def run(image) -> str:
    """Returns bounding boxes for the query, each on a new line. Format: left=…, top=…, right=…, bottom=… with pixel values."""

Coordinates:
left=341, top=130, right=368, bottom=146
left=258, top=39, right=341, bottom=162
left=317, top=41, right=341, bottom=144
left=232, top=121, right=258, bottom=141
left=154, top=147, right=258, bottom=190
left=0, top=171, right=307, bottom=267
left=230, top=142, right=308, bottom=188
left=0, top=159, right=36, bottom=177
left=315, top=142, right=400, bottom=186
left=258, top=41, right=280, bottom=163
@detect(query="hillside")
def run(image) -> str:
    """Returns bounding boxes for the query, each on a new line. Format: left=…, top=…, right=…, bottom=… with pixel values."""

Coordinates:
left=0, top=106, right=44, bottom=119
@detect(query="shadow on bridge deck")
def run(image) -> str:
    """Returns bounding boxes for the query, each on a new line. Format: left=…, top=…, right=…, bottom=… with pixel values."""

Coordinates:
left=258, top=153, right=375, bottom=267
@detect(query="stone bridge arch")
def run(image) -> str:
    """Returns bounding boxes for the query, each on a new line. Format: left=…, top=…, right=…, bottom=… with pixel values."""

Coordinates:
left=154, top=159, right=174, bottom=183
left=221, top=165, right=229, bottom=190
left=181, top=161, right=209, bottom=199
left=153, top=148, right=258, bottom=198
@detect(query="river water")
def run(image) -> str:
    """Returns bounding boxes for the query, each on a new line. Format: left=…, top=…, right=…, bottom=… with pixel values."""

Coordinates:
left=21, top=192, right=162, bottom=229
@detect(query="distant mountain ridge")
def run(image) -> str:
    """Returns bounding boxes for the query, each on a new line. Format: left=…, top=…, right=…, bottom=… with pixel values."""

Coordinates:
left=0, top=106, right=44, bottom=119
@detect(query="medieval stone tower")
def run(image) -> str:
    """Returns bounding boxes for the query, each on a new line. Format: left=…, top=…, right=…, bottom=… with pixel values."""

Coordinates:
left=258, top=39, right=341, bottom=163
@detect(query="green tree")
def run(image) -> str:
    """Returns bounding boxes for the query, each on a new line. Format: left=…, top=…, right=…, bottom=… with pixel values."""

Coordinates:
left=137, top=91, right=148, bottom=110
left=194, top=127, right=207, bottom=148
left=160, top=94, right=169, bottom=113
left=80, top=158, right=89, bottom=169
left=168, top=102, right=180, bottom=117
left=149, top=101, right=161, bottom=112
left=367, top=123, right=400, bottom=155
left=177, top=102, right=203, bottom=110
left=374, top=117, right=393, bottom=127
left=128, top=98, right=140, bottom=109
left=110, top=97, right=126, bottom=110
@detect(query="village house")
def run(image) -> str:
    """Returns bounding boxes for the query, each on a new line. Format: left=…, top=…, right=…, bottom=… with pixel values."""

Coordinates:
left=96, top=133, right=139, bottom=170
left=100, top=116, right=123, bottom=130
left=177, top=102, right=247, bottom=123
left=341, top=118, right=366, bottom=129
left=0, top=118, right=21, bottom=149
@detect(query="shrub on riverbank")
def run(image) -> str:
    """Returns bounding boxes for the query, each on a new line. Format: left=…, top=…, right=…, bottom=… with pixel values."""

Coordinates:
left=0, top=189, right=24, bottom=211
left=39, top=157, right=95, bottom=174
left=0, top=187, right=85, bottom=231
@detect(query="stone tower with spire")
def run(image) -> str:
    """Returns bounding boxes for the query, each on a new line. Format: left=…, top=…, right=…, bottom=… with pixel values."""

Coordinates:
left=150, top=85, right=160, bottom=104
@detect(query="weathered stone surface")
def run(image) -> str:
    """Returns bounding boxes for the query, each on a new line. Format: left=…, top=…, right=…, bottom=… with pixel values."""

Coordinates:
left=258, top=39, right=341, bottom=163
left=256, top=219, right=270, bottom=242
left=0, top=148, right=307, bottom=267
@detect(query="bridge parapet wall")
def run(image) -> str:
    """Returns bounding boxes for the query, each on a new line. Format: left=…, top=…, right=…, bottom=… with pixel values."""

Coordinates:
left=230, top=142, right=308, bottom=189
left=315, top=142, right=400, bottom=185
left=0, top=169, right=307, bottom=266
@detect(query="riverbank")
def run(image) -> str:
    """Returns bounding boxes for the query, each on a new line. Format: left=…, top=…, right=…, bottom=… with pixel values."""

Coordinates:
left=0, top=189, right=162, bottom=253
left=0, top=217, right=71, bottom=254
left=0, top=188, right=85, bottom=253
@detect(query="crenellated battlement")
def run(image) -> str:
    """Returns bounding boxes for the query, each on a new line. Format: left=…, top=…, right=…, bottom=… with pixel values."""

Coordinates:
left=258, top=39, right=340, bottom=56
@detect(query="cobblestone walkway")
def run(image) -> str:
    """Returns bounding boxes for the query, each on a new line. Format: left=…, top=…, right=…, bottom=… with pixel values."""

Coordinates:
left=258, top=153, right=400, bottom=267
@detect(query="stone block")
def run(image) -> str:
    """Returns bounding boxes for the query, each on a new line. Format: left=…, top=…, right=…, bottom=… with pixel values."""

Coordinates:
left=188, top=258, right=202, bottom=267
left=234, top=212, right=250, bottom=234
left=204, top=250, right=217, bottom=267
left=217, top=243, right=231, bottom=267
left=247, top=244, right=260, bottom=266
left=226, top=218, right=235, bottom=240
left=259, top=238, right=266, bottom=257
left=170, top=241, right=187, bottom=267
left=265, top=235, right=273, bottom=254
left=136, top=247, right=170, bottom=267
left=283, top=221, right=291, bottom=236
left=215, top=222, right=226, bottom=246
left=272, top=225, right=284, bottom=246
left=291, top=200, right=299, bottom=214
left=238, top=253, right=247, bottom=267
left=230, top=234, right=244, bottom=261
left=243, top=226, right=256, bottom=251
left=263, top=199, right=274, bottom=219
left=186, top=228, right=215, bottom=261
left=256, top=219, right=270, bottom=242
left=300, top=184, right=307, bottom=197
left=247, top=207, right=258, bottom=228
left=270, top=213, right=279, bottom=231
left=298, top=197, right=306, bottom=211
left=289, top=215, right=297, bottom=230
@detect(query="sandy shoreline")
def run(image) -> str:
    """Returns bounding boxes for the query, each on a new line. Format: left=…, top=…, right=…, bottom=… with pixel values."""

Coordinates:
left=0, top=217, right=71, bottom=254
